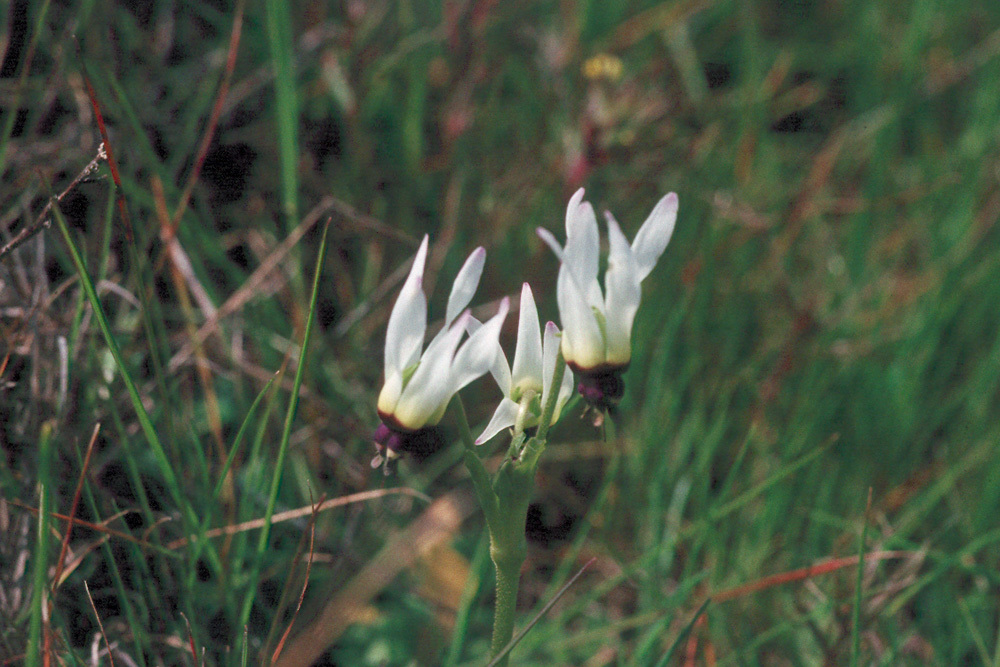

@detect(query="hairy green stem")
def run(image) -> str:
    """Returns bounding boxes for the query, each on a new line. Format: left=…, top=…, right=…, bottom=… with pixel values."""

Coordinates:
left=489, top=545, right=525, bottom=664
left=454, top=352, right=568, bottom=665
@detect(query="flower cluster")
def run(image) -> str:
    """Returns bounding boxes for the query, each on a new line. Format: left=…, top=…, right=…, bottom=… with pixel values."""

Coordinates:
left=373, top=189, right=677, bottom=466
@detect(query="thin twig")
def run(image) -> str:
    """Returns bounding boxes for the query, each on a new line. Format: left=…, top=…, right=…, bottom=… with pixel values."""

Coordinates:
left=0, top=145, right=106, bottom=262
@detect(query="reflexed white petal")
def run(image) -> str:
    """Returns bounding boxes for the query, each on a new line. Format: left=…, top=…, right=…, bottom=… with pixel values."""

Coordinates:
left=556, top=264, right=604, bottom=369
left=603, top=212, right=642, bottom=366
left=446, top=246, right=486, bottom=327
left=541, top=321, right=560, bottom=403
left=540, top=226, right=601, bottom=320
left=631, top=192, right=678, bottom=282
left=384, top=236, right=429, bottom=376
left=536, top=227, right=564, bottom=259
left=475, top=397, right=520, bottom=444
left=563, top=188, right=586, bottom=237
left=466, top=315, right=512, bottom=396
left=510, top=283, right=543, bottom=394
left=393, top=311, right=467, bottom=429
left=450, top=297, right=509, bottom=392
left=563, top=192, right=602, bottom=307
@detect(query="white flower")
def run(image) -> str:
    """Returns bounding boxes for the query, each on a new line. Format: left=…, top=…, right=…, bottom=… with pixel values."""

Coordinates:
left=537, top=189, right=677, bottom=404
left=471, top=283, right=575, bottom=444
left=376, top=235, right=509, bottom=434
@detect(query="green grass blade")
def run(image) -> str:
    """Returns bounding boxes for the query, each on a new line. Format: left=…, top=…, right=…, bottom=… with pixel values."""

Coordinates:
left=654, top=598, right=711, bottom=667
left=0, top=0, right=52, bottom=173
left=238, top=221, right=330, bottom=630
left=26, top=420, right=55, bottom=667
left=49, top=198, right=193, bottom=531
left=442, top=531, right=489, bottom=667
left=265, top=0, right=300, bottom=228
left=183, top=375, right=278, bottom=593
left=849, top=490, right=872, bottom=667
left=708, top=438, right=834, bottom=523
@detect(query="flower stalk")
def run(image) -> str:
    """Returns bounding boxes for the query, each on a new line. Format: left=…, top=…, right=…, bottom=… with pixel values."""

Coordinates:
left=456, top=347, right=568, bottom=666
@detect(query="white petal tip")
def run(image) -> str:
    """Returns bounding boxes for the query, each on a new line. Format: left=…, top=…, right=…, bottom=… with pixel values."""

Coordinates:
left=472, top=246, right=486, bottom=259
left=545, top=321, right=559, bottom=334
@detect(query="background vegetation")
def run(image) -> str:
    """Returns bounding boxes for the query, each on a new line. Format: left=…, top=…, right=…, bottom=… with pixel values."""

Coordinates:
left=3, top=0, right=1000, bottom=664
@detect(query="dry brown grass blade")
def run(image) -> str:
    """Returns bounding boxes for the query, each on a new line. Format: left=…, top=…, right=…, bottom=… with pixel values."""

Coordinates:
left=75, top=42, right=133, bottom=245
left=269, top=494, right=321, bottom=665
left=51, top=422, right=100, bottom=590
left=711, top=550, right=911, bottom=603
left=57, top=535, right=110, bottom=588
left=44, top=423, right=101, bottom=663
left=84, top=581, right=116, bottom=667
left=165, top=487, right=431, bottom=549
left=9, top=500, right=160, bottom=552
left=171, top=0, right=246, bottom=227
left=179, top=613, right=200, bottom=667
left=152, top=176, right=227, bottom=471
left=272, top=491, right=477, bottom=667
left=166, top=200, right=327, bottom=372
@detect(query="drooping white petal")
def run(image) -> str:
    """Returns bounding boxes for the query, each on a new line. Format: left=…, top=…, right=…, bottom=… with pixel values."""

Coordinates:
left=475, top=397, right=520, bottom=444
left=384, top=236, right=429, bottom=376
left=466, top=315, right=512, bottom=396
left=450, top=297, right=509, bottom=393
left=510, top=283, right=543, bottom=395
left=603, top=212, right=642, bottom=366
left=555, top=264, right=604, bottom=370
left=393, top=310, right=468, bottom=429
left=446, top=246, right=486, bottom=327
left=631, top=192, right=678, bottom=282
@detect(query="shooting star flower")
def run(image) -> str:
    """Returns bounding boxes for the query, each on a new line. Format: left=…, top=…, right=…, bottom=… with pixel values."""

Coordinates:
left=472, top=283, right=574, bottom=444
left=537, top=188, right=678, bottom=408
left=373, top=236, right=509, bottom=468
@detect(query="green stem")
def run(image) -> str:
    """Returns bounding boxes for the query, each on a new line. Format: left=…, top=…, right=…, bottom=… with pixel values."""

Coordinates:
left=489, top=547, right=525, bottom=664
left=487, top=460, right=533, bottom=664
left=454, top=397, right=500, bottom=526
left=453, top=356, right=573, bottom=666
